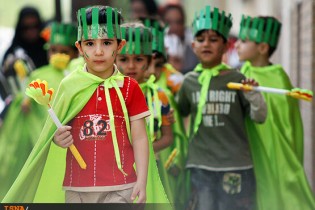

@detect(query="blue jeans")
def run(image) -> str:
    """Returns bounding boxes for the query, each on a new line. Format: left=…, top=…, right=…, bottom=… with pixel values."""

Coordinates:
left=188, top=168, right=256, bottom=210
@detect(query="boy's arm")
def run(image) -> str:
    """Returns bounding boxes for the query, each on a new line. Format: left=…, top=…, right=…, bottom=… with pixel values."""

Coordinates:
left=242, top=78, right=267, bottom=123
left=153, top=125, right=174, bottom=153
left=130, top=118, right=149, bottom=203
left=244, top=91, right=267, bottom=123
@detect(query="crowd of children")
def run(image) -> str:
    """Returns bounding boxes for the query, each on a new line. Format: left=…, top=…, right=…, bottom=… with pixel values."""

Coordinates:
left=0, top=3, right=314, bottom=210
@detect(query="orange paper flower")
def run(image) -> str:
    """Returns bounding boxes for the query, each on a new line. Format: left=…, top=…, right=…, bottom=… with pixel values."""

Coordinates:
left=25, top=79, right=54, bottom=106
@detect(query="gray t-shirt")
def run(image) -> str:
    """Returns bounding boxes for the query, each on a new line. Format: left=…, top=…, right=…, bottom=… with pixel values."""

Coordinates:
left=177, top=69, right=264, bottom=171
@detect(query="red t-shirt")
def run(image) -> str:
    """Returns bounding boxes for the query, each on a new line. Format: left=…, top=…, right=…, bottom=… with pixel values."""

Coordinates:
left=63, top=76, right=150, bottom=192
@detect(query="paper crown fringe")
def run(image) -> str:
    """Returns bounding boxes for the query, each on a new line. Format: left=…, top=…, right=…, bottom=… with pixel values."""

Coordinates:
left=192, top=5, right=233, bottom=39
left=77, top=6, right=122, bottom=40
left=141, top=18, right=166, bottom=56
left=49, top=22, right=77, bottom=46
left=120, top=26, right=153, bottom=55
left=238, top=15, right=282, bottom=47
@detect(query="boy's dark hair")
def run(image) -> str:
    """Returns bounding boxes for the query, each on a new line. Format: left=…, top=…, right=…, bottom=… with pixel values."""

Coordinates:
left=258, top=16, right=281, bottom=57
left=195, top=29, right=228, bottom=43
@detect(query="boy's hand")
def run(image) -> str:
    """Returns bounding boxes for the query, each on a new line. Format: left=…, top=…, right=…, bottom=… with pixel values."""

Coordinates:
left=167, top=108, right=175, bottom=124
left=53, top=126, right=73, bottom=148
left=241, top=78, right=259, bottom=92
left=241, top=78, right=259, bottom=87
left=131, top=181, right=146, bottom=203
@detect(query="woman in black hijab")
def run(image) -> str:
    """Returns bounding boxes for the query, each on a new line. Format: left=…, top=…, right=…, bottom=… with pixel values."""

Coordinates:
left=0, top=6, right=48, bottom=120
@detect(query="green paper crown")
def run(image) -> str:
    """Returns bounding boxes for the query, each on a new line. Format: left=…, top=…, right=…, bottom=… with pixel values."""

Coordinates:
left=238, top=15, right=282, bottom=47
left=77, top=6, right=122, bottom=40
left=50, top=22, right=77, bottom=46
left=192, top=5, right=233, bottom=39
left=141, top=17, right=166, bottom=57
left=120, top=25, right=152, bottom=55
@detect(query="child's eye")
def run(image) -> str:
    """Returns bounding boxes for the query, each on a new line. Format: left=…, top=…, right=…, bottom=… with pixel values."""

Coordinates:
left=196, top=37, right=205, bottom=42
left=118, top=57, right=127, bottom=62
left=104, top=41, right=112, bottom=45
left=210, top=38, right=219, bottom=42
left=85, top=41, right=94, bottom=46
left=135, top=57, right=144, bottom=62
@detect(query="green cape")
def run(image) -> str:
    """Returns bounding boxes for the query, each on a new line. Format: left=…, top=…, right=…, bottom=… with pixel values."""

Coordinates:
left=2, top=67, right=171, bottom=206
left=241, top=61, right=315, bottom=210
left=155, top=64, right=190, bottom=210
left=0, top=64, right=67, bottom=201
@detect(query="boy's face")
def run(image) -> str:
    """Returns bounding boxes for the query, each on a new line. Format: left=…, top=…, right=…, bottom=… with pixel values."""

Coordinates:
left=192, top=30, right=228, bottom=68
left=116, top=54, right=149, bottom=83
left=75, top=38, right=125, bottom=78
left=235, top=39, right=260, bottom=62
left=146, top=55, right=165, bottom=81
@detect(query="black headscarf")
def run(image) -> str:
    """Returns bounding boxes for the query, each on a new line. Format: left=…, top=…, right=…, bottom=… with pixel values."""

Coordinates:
left=2, top=6, right=48, bottom=69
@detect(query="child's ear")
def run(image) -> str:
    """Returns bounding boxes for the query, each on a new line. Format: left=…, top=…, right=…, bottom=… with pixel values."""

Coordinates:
left=258, top=43, right=270, bottom=56
left=75, top=41, right=83, bottom=56
left=191, top=41, right=197, bottom=54
left=117, top=39, right=126, bottom=53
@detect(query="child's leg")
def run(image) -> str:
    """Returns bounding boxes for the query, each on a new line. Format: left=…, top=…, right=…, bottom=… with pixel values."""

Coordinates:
left=218, top=169, right=256, bottom=210
left=188, top=168, right=219, bottom=210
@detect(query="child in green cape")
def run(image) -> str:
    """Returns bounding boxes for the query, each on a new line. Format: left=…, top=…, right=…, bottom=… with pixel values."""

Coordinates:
left=2, top=6, right=170, bottom=205
left=0, top=21, right=78, bottom=201
left=115, top=21, right=176, bottom=206
left=235, top=15, right=315, bottom=210
left=138, top=16, right=190, bottom=210
left=176, top=6, right=267, bottom=210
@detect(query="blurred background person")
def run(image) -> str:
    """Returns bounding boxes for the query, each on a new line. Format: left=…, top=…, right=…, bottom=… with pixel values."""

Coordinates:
left=160, top=3, right=198, bottom=75
left=222, top=35, right=243, bottom=69
left=0, top=6, right=48, bottom=121
left=130, top=0, right=159, bottom=20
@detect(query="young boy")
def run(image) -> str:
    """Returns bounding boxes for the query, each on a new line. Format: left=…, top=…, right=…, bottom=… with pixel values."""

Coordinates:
left=2, top=6, right=169, bottom=205
left=235, top=15, right=315, bottom=210
left=138, top=17, right=190, bottom=210
left=139, top=17, right=184, bottom=96
left=0, top=21, right=78, bottom=201
left=115, top=22, right=176, bottom=206
left=176, top=6, right=267, bottom=210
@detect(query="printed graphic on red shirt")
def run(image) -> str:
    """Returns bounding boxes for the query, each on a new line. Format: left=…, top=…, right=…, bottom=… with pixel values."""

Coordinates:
left=78, top=114, right=110, bottom=141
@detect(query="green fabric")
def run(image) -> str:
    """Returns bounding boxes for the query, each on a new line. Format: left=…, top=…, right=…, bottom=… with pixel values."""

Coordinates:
left=1, top=67, right=170, bottom=205
left=241, top=61, right=315, bottom=210
left=120, top=26, right=152, bottom=55
left=49, top=22, right=77, bottom=47
left=193, top=63, right=230, bottom=135
left=154, top=64, right=191, bottom=210
left=0, top=64, right=67, bottom=201
left=192, top=6, right=232, bottom=39
left=238, top=15, right=281, bottom=48
left=140, top=75, right=161, bottom=140
left=77, top=6, right=121, bottom=40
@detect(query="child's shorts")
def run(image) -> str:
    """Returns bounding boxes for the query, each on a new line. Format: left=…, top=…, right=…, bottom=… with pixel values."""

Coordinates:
left=65, top=187, right=133, bottom=203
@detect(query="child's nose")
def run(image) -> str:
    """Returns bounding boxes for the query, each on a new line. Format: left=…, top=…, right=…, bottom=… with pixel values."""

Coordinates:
left=128, top=60, right=135, bottom=68
left=95, top=44, right=104, bottom=55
